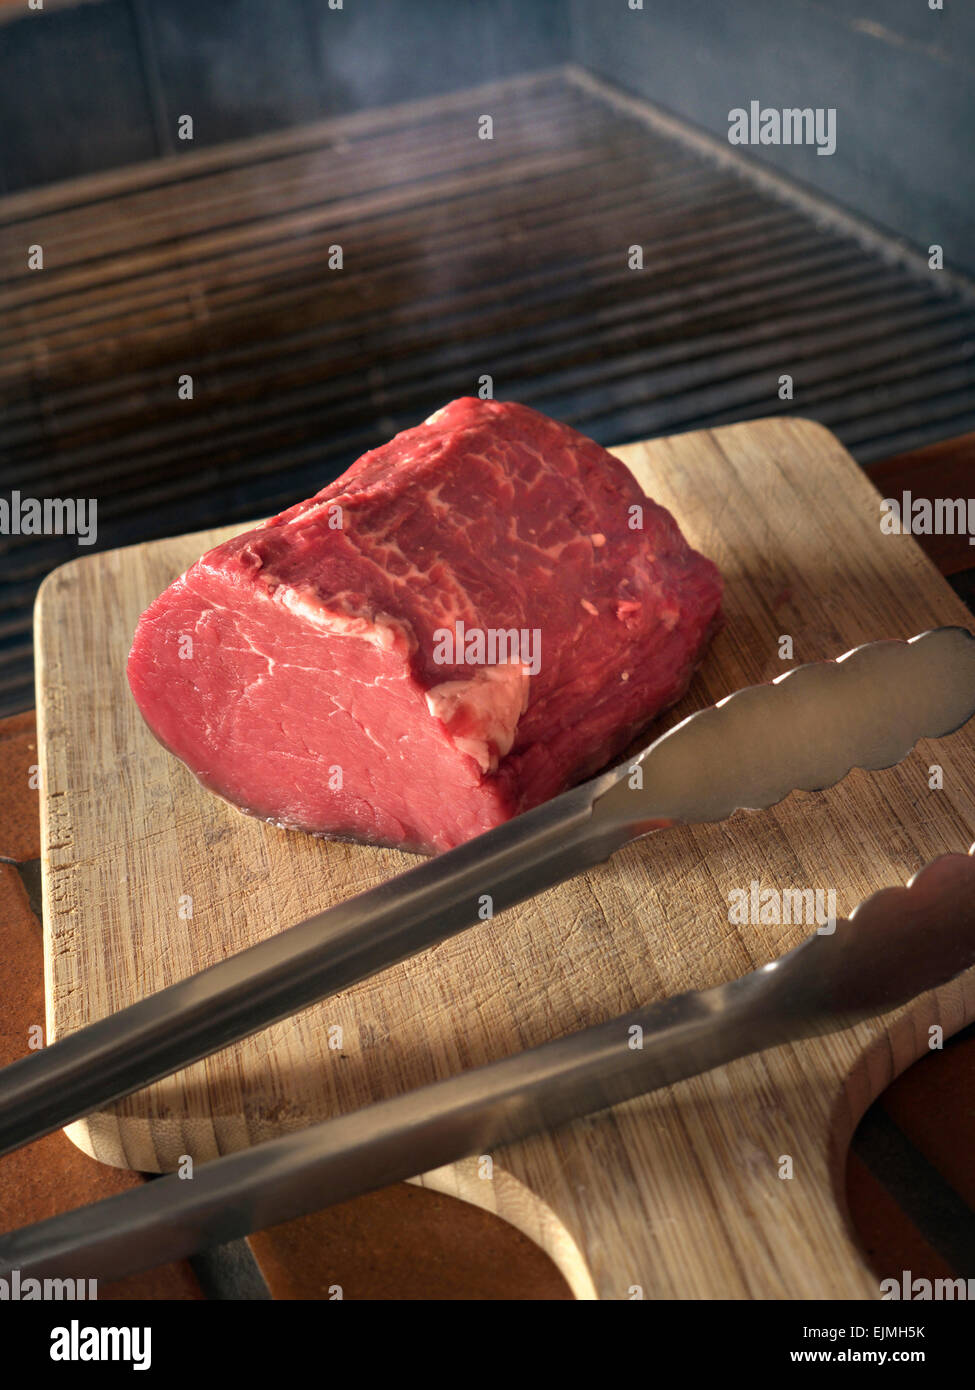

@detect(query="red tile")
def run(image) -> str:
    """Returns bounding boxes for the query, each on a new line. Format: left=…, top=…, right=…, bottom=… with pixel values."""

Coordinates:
left=248, top=1181, right=573, bottom=1301
left=879, top=1035, right=975, bottom=1209
left=866, top=435, right=975, bottom=577
left=846, top=1151, right=957, bottom=1285
left=0, top=712, right=41, bottom=863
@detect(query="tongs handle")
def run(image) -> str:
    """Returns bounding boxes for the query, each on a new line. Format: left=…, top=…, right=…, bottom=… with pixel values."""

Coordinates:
left=7, top=841, right=975, bottom=1283
left=0, top=773, right=623, bottom=1159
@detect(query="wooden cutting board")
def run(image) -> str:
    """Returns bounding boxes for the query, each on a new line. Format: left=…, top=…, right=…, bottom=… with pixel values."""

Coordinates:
left=35, top=416, right=975, bottom=1300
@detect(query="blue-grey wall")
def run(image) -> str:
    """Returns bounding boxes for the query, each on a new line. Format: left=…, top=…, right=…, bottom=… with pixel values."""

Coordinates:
left=0, top=0, right=571, bottom=190
left=570, top=0, right=975, bottom=276
left=1, top=0, right=972, bottom=277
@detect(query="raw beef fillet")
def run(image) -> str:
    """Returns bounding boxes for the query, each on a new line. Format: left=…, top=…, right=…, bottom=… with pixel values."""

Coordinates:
left=128, top=398, right=723, bottom=853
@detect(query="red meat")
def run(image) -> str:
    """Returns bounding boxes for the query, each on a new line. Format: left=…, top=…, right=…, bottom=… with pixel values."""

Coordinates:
left=127, top=399, right=722, bottom=853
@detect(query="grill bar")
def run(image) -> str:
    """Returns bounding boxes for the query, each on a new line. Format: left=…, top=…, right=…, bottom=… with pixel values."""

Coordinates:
left=2, top=66, right=974, bottom=717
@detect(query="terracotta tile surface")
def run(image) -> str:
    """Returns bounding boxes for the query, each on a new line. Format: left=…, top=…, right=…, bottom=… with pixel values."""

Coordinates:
left=879, top=1034, right=975, bottom=1209
left=865, top=434, right=975, bottom=577
left=0, top=712, right=40, bottom=863
left=248, top=1182, right=573, bottom=1300
left=846, top=1152, right=957, bottom=1285
left=0, top=862, right=203, bottom=1299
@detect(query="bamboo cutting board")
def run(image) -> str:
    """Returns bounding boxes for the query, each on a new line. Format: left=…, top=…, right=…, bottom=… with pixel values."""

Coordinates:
left=35, top=417, right=975, bottom=1300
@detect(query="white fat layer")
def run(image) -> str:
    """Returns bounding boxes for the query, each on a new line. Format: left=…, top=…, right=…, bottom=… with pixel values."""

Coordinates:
left=275, top=584, right=527, bottom=774
left=275, top=586, right=416, bottom=655
left=425, top=664, right=530, bottom=775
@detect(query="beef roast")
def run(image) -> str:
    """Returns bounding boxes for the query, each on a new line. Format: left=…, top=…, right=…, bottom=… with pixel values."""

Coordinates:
left=127, top=398, right=722, bottom=853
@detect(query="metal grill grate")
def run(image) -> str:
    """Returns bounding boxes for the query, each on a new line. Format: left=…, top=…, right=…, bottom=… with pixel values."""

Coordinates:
left=2, top=67, right=975, bottom=717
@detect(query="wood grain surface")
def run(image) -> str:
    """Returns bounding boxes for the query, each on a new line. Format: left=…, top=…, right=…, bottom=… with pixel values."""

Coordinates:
left=35, top=416, right=975, bottom=1299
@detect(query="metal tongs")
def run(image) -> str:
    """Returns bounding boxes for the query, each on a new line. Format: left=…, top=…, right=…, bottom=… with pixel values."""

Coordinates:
left=1, top=627, right=974, bottom=1278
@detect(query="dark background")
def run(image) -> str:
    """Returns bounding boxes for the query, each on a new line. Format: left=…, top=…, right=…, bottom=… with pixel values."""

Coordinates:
left=1, top=0, right=973, bottom=276
left=2, top=1, right=974, bottom=718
